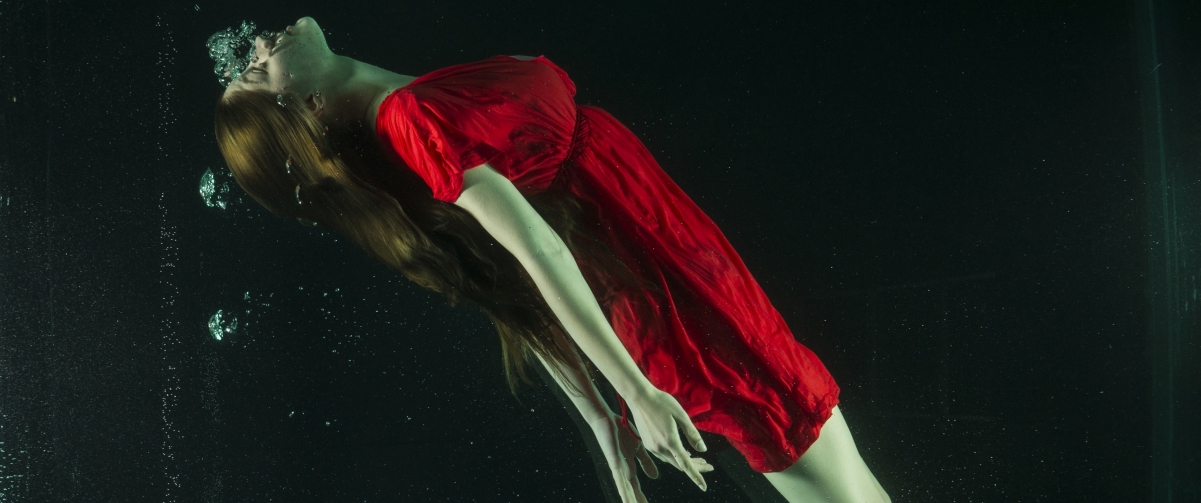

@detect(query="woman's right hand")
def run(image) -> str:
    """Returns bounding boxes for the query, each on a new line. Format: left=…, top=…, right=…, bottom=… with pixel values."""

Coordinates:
left=589, top=412, right=714, bottom=503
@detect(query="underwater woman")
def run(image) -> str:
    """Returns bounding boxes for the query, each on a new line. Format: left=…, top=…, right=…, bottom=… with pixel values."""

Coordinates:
left=213, top=16, right=889, bottom=503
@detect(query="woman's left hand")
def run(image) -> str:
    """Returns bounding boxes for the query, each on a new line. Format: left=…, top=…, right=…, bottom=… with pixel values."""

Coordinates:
left=624, top=388, right=712, bottom=492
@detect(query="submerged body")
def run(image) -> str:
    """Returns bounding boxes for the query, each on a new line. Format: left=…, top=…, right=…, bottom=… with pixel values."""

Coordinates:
left=373, top=54, right=839, bottom=473
left=219, top=16, right=888, bottom=503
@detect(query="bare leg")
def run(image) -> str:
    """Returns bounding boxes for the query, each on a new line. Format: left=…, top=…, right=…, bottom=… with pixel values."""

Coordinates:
left=761, top=406, right=890, bottom=503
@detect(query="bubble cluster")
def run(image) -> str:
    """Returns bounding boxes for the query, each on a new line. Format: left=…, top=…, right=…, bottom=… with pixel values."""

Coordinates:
left=207, top=309, right=239, bottom=341
left=199, top=167, right=234, bottom=210
left=206, top=20, right=265, bottom=87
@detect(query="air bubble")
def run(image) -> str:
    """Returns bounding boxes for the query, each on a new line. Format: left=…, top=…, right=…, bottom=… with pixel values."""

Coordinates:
left=277, top=94, right=286, bottom=107
left=207, top=309, right=239, bottom=341
left=199, top=167, right=234, bottom=210
left=285, top=157, right=292, bottom=173
left=206, top=20, right=259, bottom=87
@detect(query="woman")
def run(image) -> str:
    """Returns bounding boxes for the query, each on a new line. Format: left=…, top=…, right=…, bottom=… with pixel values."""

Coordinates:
left=214, top=16, right=889, bottom=503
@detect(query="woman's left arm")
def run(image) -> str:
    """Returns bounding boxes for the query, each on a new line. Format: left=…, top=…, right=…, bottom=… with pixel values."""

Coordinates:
left=452, top=163, right=654, bottom=401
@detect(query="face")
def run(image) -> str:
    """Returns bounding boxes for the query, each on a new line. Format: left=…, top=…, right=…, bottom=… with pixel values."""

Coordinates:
left=222, top=16, right=332, bottom=100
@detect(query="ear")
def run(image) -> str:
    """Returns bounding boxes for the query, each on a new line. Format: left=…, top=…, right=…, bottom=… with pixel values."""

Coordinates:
left=304, top=91, right=325, bottom=119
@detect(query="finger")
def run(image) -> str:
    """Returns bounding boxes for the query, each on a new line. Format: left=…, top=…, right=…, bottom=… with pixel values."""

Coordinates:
left=648, top=447, right=676, bottom=469
left=691, top=457, right=715, bottom=473
left=629, top=466, right=650, bottom=503
left=674, top=449, right=707, bottom=492
left=614, top=469, right=637, bottom=503
left=675, top=411, right=706, bottom=453
left=636, top=444, right=659, bottom=479
left=621, top=482, right=638, bottom=503
left=662, top=430, right=691, bottom=471
left=619, top=459, right=649, bottom=503
left=670, top=411, right=708, bottom=490
left=625, top=479, right=642, bottom=503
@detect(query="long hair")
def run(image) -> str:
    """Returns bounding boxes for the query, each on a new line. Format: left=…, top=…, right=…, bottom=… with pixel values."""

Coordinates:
left=214, top=89, right=654, bottom=394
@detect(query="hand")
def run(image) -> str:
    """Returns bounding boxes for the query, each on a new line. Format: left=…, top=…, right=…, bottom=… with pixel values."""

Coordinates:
left=624, top=388, right=712, bottom=492
left=589, top=412, right=713, bottom=503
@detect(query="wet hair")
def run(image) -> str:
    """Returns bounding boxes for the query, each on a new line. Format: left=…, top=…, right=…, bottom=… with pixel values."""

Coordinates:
left=214, top=89, right=654, bottom=394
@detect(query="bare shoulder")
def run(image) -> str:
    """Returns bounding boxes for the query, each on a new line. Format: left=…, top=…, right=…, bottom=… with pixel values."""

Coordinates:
left=456, top=163, right=520, bottom=208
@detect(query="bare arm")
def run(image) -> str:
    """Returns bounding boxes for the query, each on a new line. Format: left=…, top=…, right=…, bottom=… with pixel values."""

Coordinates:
left=452, top=163, right=655, bottom=401
left=533, top=348, right=613, bottom=426
left=451, top=164, right=710, bottom=492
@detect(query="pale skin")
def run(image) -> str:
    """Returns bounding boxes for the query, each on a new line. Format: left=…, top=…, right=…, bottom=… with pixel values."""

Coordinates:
left=224, top=16, right=889, bottom=503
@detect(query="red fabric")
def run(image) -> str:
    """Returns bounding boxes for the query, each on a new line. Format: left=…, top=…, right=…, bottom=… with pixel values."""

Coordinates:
left=376, top=54, right=839, bottom=473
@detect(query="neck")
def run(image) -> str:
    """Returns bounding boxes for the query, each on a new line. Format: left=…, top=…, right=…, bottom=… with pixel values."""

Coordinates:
left=319, top=55, right=415, bottom=131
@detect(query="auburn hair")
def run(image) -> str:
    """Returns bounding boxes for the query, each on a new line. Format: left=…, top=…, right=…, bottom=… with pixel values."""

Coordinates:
left=214, top=88, right=654, bottom=394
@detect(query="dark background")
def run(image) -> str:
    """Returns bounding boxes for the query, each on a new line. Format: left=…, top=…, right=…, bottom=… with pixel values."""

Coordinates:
left=1, top=0, right=1197, bottom=502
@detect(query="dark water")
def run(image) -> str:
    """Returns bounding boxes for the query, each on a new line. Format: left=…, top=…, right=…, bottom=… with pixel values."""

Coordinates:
left=1, top=1, right=1198, bottom=501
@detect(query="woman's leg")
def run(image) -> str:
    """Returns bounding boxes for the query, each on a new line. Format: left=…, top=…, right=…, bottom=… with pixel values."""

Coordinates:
left=761, top=406, right=890, bottom=503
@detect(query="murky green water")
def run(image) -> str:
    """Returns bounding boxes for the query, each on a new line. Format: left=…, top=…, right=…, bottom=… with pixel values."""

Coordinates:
left=0, top=1, right=1197, bottom=502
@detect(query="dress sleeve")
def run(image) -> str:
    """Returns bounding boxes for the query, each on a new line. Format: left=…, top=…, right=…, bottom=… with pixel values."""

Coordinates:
left=377, top=88, right=504, bottom=203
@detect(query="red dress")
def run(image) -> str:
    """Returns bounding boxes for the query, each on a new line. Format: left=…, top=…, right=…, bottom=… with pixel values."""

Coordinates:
left=375, top=54, right=839, bottom=473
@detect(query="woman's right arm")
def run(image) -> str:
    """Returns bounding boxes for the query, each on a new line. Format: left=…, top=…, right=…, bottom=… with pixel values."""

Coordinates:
left=533, top=347, right=613, bottom=426
left=453, top=163, right=709, bottom=492
left=452, top=164, right=656, bottom=402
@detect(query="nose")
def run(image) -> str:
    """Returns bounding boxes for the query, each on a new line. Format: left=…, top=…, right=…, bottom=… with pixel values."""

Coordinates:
left=251, top=37, right=266, bottom=58
left=245, top=35, right=270, bottom=65
left=254, top=33, right=280, bottom=52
